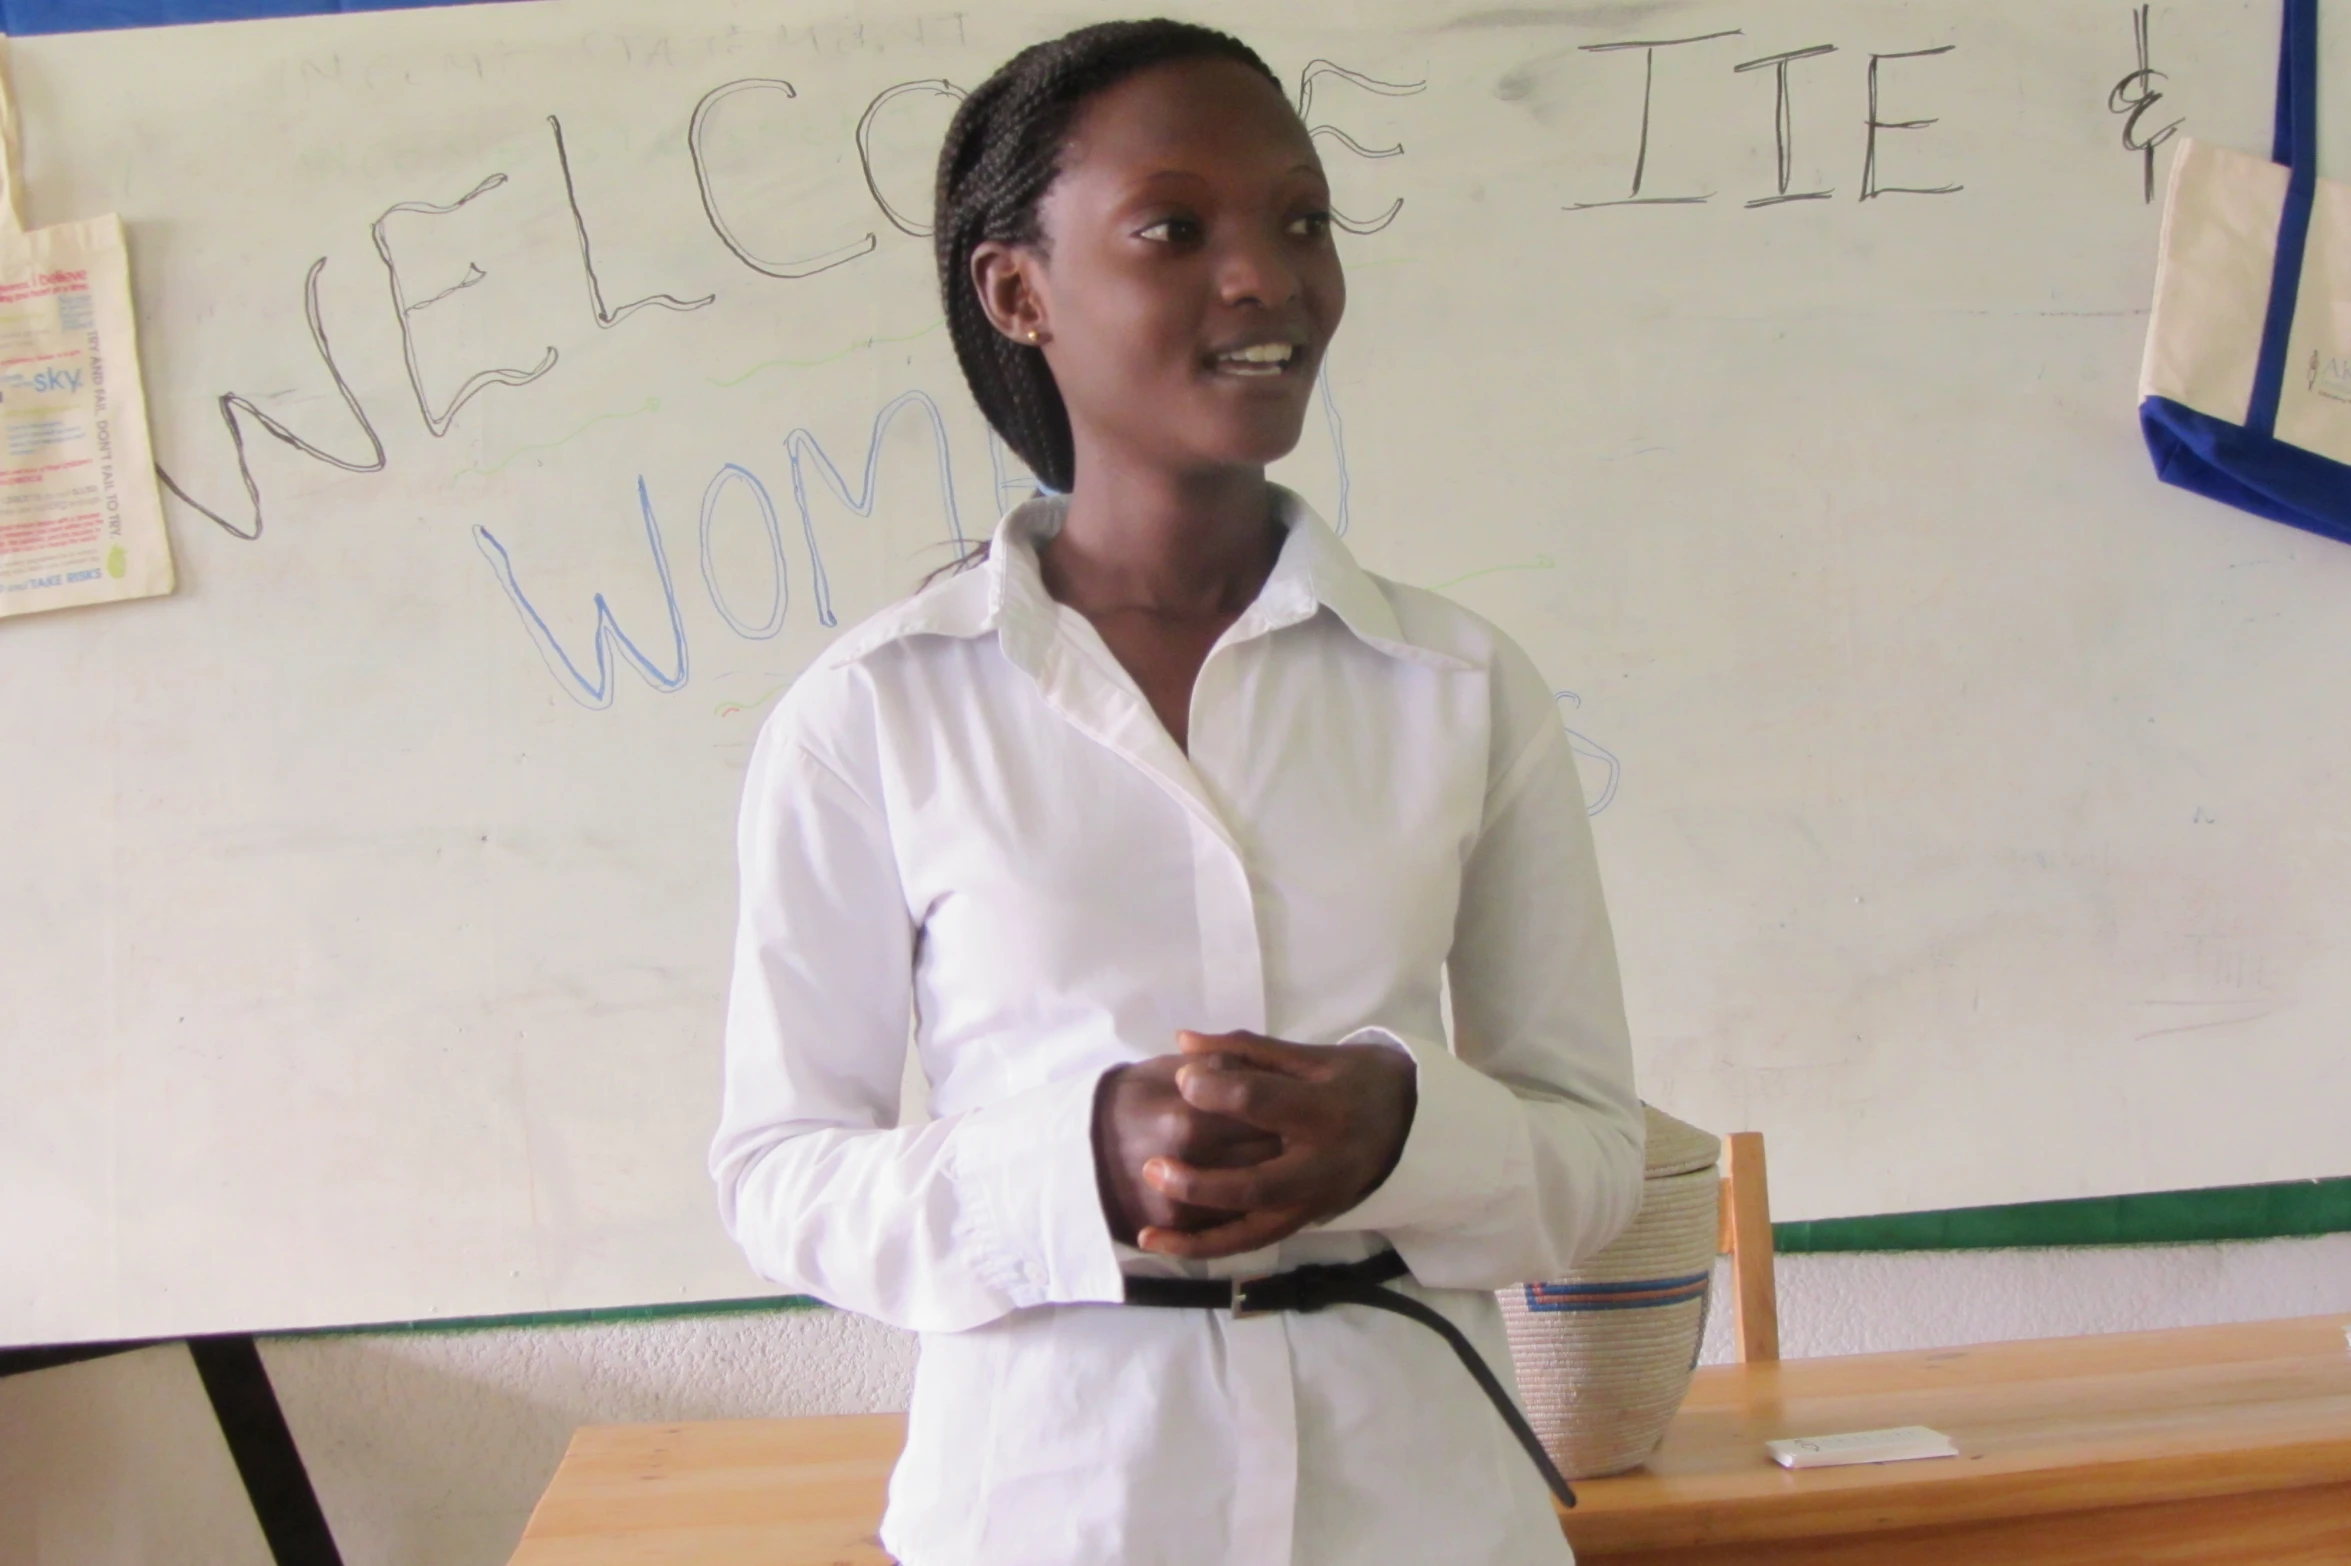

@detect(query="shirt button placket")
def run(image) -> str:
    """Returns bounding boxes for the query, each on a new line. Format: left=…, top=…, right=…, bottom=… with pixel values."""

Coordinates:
left=1183, top=648, right=1267, bottom=1036
left=1185, top=650, right=1293, bottom=1566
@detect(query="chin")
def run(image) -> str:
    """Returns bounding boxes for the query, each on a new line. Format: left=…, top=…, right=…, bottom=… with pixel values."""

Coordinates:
left=1200, top=405, right=1315, bottom=471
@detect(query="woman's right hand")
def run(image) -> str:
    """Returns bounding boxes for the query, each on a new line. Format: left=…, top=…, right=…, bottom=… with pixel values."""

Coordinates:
left=1093, top=1056, right=1284, bottom=1244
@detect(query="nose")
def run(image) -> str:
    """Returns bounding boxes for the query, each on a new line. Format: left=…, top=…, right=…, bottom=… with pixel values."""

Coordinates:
left=1214, top=218, right=1302, bottom=311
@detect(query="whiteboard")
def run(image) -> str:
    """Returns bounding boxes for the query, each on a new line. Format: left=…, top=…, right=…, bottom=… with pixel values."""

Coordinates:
left=4, top=0, right=2347, bottom=1346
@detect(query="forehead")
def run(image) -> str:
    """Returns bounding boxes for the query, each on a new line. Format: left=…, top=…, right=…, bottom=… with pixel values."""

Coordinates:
left=1056, top=56, right=1318, bottom=183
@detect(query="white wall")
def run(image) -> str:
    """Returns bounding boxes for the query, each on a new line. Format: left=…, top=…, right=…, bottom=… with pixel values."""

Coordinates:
left=4, top=1235, right=2346, bottom=1566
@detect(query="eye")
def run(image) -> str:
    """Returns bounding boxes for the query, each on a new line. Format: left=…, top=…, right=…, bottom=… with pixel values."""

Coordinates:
left=1135, top=214, right=1204, bottom=244
left=1288, top=209, right=1334, bottom=240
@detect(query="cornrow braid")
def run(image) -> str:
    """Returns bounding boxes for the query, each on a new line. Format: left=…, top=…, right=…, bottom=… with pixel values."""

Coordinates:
left=934, top=20, right=1284, bottom=502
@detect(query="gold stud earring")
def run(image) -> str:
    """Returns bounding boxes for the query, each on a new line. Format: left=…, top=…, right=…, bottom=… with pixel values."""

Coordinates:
left=1026, top=329, right=1041, bottom=344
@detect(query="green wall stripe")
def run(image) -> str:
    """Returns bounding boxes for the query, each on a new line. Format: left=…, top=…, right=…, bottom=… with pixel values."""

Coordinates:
left=1775, top=1175, right=2351, bottom=1253
left=275, top=1292, right=825, bottom=1340
left=257, top=1177, right=2351, bottom=1341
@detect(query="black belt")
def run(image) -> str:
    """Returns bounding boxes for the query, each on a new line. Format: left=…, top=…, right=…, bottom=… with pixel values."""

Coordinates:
left=1121, top=1250, right=1576, bottom=1510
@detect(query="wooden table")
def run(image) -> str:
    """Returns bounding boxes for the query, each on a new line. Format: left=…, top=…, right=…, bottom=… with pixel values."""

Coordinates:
left=1569, top=1312, right=2351, bottom=1564
left=509, top=1313, right=2351, bottom=1565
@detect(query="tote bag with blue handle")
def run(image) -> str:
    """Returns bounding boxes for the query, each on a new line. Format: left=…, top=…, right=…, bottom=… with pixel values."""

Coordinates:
left=2139, top=0, right=2351, bottom=540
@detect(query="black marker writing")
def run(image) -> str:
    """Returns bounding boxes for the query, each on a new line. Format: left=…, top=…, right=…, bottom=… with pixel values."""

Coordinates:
left=549, top=114, right=716, bottom=325
left=373, top=173, right=560, bottom=437
left=691, top=78, right=877, bottom=278
left=1296, top=59, right=1427, bottom=234
left=1570, top=30, right=1742, bottom=209
left=1861, top=45, right=1963, bottom=200
left=2108, top=5, right=2181, bottom=204
left=857, top=80, right=967, bottom=238
left=154, top=257, right=386, bottom=541
left=405, top=264, right=485, bottom=312
left=1736, top=44, right=1836, bottom=206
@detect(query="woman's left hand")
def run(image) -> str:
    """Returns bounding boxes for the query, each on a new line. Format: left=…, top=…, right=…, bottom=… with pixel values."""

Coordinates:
left=1134, top=1030, right=1417, bottom=1259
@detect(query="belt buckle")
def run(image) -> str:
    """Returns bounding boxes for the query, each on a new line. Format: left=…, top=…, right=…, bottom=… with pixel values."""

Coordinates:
left=1229, top=1271, right=1277, bottom=1319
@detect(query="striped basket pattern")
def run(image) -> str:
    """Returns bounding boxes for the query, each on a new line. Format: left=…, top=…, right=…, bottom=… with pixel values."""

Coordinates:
left=1496, top=1105, right=1721, bottom=1479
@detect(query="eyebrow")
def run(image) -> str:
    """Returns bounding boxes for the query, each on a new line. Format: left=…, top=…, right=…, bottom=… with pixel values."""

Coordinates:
left=1125, top=161, right=1327, bottom=184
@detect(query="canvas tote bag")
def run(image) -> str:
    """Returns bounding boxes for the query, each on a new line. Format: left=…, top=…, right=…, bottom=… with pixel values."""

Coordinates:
left=0, top=37, right=174, bottom=618
left=2139, top=0, right=2351, bottom=540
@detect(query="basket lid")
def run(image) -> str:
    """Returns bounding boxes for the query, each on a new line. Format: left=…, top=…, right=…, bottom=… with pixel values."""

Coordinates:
left=1642, top=1104, right=1721, bottom=1178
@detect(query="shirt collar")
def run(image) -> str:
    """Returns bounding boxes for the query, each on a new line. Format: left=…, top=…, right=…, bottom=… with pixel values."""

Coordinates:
left=821, top=484, right=1470, bottom=673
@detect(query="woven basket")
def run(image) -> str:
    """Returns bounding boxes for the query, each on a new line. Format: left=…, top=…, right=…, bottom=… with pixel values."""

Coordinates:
left=1496, top=1105, right=1720, bottom=1478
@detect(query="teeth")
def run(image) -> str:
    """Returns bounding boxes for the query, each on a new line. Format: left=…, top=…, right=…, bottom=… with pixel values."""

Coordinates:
left=1218, top=343, right=1294, bottom=364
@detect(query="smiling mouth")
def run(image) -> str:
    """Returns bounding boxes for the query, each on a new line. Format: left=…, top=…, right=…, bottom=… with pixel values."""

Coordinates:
left=1209, top=342, right=1302, bottom=377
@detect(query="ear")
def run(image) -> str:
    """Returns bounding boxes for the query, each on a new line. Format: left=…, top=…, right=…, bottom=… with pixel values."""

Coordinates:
left=970, top=240, right=1051, bottom=347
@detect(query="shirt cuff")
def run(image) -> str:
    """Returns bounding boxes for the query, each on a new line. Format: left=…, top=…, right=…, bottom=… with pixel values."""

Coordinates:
left=950, top=1068, right=1129, bottom=1310
left=1325, top=1026, right=1533, bottom=1239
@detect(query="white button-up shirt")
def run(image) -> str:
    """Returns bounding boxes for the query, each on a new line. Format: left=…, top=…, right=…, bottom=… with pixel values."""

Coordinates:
left=711, top=487, right=1642, bottom=1566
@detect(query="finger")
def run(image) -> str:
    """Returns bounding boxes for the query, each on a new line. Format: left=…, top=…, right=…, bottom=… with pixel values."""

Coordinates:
left=1137, top=1204, right=1314, bottom=1260
left=1179, top=1124, right=1286, bottom=1170
left=1175, top=1030, right=1329, bottom=1078
left=1174, top=1060, right=1326, bottom=1134
left=1144, top=1151, right=1323, bottom=1212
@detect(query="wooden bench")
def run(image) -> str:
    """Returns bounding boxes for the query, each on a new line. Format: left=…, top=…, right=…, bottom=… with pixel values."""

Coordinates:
left=509, top=1312, right=2351, bottom=1565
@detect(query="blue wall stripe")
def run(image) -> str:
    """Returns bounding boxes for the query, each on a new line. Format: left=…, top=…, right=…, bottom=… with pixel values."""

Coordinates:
left=0, top=0, right=519, bottom=36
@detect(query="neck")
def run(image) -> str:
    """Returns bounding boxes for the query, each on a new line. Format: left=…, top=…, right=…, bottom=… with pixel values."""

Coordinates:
left=1045, top=460, right=1280, bottom=618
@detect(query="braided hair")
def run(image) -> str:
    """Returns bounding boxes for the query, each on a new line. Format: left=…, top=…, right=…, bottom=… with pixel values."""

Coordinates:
left=934, top=20, right=1286, bottom=501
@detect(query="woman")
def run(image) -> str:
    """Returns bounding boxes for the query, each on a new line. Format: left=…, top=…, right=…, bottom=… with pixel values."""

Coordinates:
left=710, top=20, right=1642, bottom=1565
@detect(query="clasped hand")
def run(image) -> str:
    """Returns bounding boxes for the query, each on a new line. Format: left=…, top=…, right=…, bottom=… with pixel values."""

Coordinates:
left=1092, top=1030, right=1417, bottom=1260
